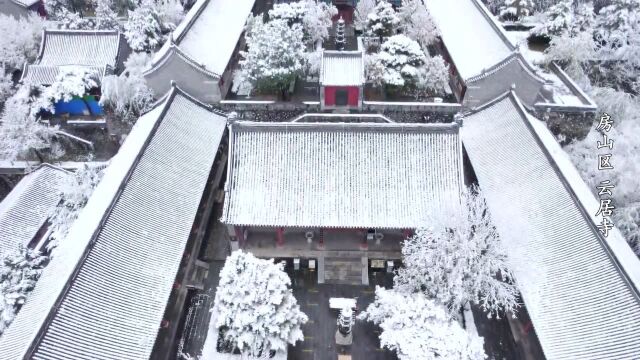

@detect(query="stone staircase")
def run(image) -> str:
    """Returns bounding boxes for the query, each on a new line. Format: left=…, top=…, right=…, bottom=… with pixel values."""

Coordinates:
left=319, top=255, right=368, bottom=286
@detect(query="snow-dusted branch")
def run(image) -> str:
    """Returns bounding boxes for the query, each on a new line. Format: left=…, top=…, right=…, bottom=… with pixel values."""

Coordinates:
left=359, top=287, right=486, bottom=360
left=212, top=251, right=307, bottom=357
left=394, top=188, right=519, bottom=319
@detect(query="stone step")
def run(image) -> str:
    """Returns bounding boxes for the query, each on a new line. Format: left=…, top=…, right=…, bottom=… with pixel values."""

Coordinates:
left=325, top=262, right=362, bottom=271
left=324, top=271, right=362, bottom=279
left=322, top=256, right=369, bottom=285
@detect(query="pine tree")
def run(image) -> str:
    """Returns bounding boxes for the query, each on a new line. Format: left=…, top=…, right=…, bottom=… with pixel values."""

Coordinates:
left=212, top=251, right=308, bottom=357
left=366, top=0, right=400, bottom=40
left=95, top=0, right=120, bottom=30
left=238, top=18, right=306, bottom=99
left=0, top=245, right=49, bottom=336
left=124, top=0, right=165, bottom=52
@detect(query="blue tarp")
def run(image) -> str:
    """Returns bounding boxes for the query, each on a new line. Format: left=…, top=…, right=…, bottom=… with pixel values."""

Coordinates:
left=53, top=95, right=103, bottom=116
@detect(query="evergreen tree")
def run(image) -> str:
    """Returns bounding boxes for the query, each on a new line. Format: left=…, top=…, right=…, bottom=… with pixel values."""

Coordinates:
left=238, top=18, right=306, bottom=100
left=212, top=251, right=308, bottom=357
left=124, top=0, right=165, bottom=52
left=366, top=0, right=400, bottom=40
left=0, top=245, right=49, bottom=336
left=95, top=0, right=120, bottom=30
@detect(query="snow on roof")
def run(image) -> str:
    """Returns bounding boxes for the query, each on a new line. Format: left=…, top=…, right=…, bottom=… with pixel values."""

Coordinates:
left=425, top=0, right=514, bottom=80
left=0, top=86, right=227, bottom=360
left=461, top=92, right=640, bottom=359
left=222, top=121, right=463, bottom=229
left=21, top=30, right=123, bottom=85
left=152, top=0, right=255, bottom=76
left=21, top=65, right=106, bottom=87
left=9, top=0, right=40, bottom=8
left=320, top=51, right=365, bottom=86
left=0, top=164, right=69, bottom=257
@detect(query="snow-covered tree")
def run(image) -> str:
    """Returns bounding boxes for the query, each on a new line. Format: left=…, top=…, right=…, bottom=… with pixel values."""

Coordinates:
left=100, top=52, right=154, bottom=122
left=0, top=86, right=60, bottom=161
left=36, top=67, right=99, bottom=114
left=124, top=0, right=165, bottom=52
left=269, top=0, right=337, bottom=46
left=544, top=30, right=596, bottom=86
left=531, top=1, right=595, bottom=38
left=499, top=0, right=536, bottom=21
left=0, top=71, right=14, bottom=106
left=238, top=19, right=305, bottom=99
left=366, top=0, right=400, bottom=40
left=212, top=250, right=308, bottom=357
left=594, top=0, right=640, bottom=87
left=0, top=14, right=47, bottom=72
left=355, top=0, right=376, bottom=31
left=367, top=35, right=428, bottom=89
left=359, top=287, right=487, bottom=360
left=0, top=245, right=48, bottom=336
left=398, top=0, right=440, bottom=49
left=157, top=0, right=185, bottom=32
left=394, top=188, right=519, bottom=318
left=94, top=0, right=120, bottom=30
left=57, top=8, right=95, bottom=30
left=47, top=164, right=104, bottom=251
left=367, top=34, right=449, bottom=97
left=564, top=88, right=640, bottom=255
left=595, top=0, right=640, bottom=50
left=413, top=55, right=450, bottom=99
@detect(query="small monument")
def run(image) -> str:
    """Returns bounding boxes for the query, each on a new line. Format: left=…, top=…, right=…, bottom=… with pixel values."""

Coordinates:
left=335, top=306, right=354, bottom=345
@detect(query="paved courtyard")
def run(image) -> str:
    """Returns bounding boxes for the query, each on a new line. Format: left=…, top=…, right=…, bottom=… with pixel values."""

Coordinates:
left=287, top=268, right=398, bottom=360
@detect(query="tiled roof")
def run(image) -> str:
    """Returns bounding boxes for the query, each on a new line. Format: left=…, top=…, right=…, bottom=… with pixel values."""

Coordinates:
left=222, top=121, right=463, bottom=229
left=0, top=87, right=228, bottom=360
left=0, top=164, right=69, bottom=257
left=21, top=65, right=106, bottom=87
left=10, top=0, right=40, bottom=8
left=151, top=0, right=255, bottom=77
left=21, top=30, right=123, bottom=85
left=320, top=51, right=365, bottom=86
left=425, top=0, right=514, bottom=80
left=460, top=92, right=640, bottom=360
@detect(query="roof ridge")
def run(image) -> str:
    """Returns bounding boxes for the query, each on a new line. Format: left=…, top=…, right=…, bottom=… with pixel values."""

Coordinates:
left=43, top=29, right=120, bottom=35
left=470, top=0, right=516, bottom=52
left=230, top=120, right=460, bottom=133
left=144, top=44, right=221, bottom=78
left=172, top=0, right=212, bottom=45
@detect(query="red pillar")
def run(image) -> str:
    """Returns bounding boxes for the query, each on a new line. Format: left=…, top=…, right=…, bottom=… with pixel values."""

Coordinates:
left=402, top=229, right=414, bottom=239
left=319, top=228, right=324, bottom=248
left=234, top=226, right=245, bottom=247
left=276, top=227, right=285, bottom=247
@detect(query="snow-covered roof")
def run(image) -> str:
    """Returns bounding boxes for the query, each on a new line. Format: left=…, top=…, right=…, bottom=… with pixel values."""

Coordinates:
left=151, top=0, right=255, bottom=77
left=320, top=51, right=365, bottom=86
left=461, top=92, right=640, bottom=359
left=0, top=164, right=69, bottom=257
left=9, top=0, right=40, bottom=8
left=425, top=0, right=514, bottom=80
left=222, top=121, right=463, bottom=229
left=21, top=30, right=125, bottom=85
left=0, top=86, right=228, bottom=359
